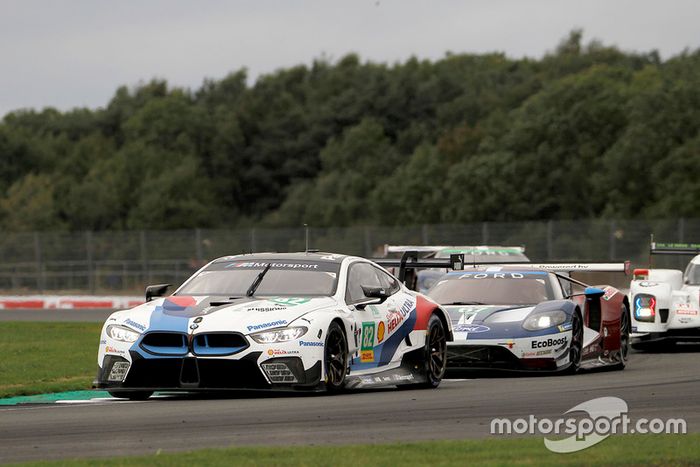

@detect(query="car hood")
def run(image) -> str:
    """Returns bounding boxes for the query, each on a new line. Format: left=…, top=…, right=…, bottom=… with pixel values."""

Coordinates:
left=443, top=304, right=535, bottom=326
left=109, top=296, right=338, bottom=334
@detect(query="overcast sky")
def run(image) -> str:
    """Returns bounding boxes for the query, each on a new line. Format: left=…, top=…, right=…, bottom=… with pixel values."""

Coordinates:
left=1, top=0, right=698, bottom=118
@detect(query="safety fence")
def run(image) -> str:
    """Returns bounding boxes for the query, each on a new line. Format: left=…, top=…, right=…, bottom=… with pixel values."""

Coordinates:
left=0, top=218, right=694, bottom=293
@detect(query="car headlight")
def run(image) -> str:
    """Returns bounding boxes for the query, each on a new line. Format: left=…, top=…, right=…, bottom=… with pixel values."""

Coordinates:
left=250, top=326, right=308, bottom=344
left=522, top=310, right=567, bottom=331
left=107, top=324, right=141, bottom=343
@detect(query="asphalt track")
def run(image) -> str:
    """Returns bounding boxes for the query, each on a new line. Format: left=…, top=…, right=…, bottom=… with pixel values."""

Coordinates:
left=1, top=346, right=698, bottom=464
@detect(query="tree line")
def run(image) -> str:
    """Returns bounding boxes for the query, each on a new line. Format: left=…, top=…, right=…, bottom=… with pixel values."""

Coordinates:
left=1, top=31, right=699, bottom=232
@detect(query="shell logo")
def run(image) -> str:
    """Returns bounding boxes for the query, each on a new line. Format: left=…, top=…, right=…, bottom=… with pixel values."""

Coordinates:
left=267, top=349, right=274, bottom=356
left=377, top=321, right=386, bottom=343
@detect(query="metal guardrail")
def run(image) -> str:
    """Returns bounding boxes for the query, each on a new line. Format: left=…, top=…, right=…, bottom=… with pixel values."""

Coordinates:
left=0, top=219, right=695, bottom=293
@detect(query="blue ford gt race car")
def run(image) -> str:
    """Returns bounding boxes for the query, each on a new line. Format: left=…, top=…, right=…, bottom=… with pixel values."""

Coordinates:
left=425, top=263, right=631, bottom=373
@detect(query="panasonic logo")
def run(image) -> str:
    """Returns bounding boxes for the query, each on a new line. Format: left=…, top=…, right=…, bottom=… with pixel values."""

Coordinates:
left=247, top=320, right=287, bottom=332
left=531, top=337, right=567, bottom=348
left=299, top=341, right=324, bottom=347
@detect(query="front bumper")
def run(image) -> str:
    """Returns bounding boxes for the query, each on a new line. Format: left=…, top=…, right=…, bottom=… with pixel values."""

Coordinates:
left=446, top=331, right=571, bottom=372
left=95, top=351, right=323, bottom=392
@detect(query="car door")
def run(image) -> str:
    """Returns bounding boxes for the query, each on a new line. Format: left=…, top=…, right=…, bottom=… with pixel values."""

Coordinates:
left=345, top=261, right=395, bottom=369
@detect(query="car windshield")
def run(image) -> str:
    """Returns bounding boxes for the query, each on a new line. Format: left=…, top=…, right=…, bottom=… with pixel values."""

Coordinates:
left=684, top=263, right=700, bottom=285
left=427, top=271, right=555, bottom=305
left=176, top=259, right=341, bottom=296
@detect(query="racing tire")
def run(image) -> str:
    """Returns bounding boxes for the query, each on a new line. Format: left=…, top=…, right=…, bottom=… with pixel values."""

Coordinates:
left=324, top=322, right=348, bottom=392
left=107, top=390, right=153, bottom=400
left=612, top=303, right=630, bottom=370
left=563, top=311, right=583, bottom=375
left=402, top=314, right=447, bottom=389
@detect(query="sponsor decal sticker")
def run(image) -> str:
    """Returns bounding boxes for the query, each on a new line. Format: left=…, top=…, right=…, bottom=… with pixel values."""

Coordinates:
left=458, top=272, right=526, bottom=279
left=299, top=340, right=324, bottom=347
left=124, top=319, right=146, bottom=332
left=107, top=362, right=129, bottom=382
left=368, top=305, right=382, bottom=318
left=267, top=348, right=300, bottom=356
left=602, top=287, right=617, bottom=301
left=228, top=262, right=319, bottom=269
left=377, top=321, right=386, bottom=343
left=558, top=322, right=573, bottom=332
left=269, top=297, right=311, bottom=306
left=361, top=350, right=375, bottom=362
left=386, top=299, right=414, bottom=333
left=361, top=322, right=375, bottom=362
left=498, top=340, right=515, bottom=349
left=247, top=320, right=288, bottom=332
left=455, top=324, right=490, bottom=333
left=105, top=345, right=124, bottom=354
left=246, top=306, right=288, bottom=312
left=532, top=337, right=567, bottom=348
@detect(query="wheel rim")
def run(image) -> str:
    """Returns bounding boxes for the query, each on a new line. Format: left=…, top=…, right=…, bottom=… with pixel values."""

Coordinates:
left=619, top=305, right=630, bottom=362
left=428, top=321, right=447, bottom=379
left=325, top=329, right=347, bottom=386
left=569, top=313, right=583, bottom=368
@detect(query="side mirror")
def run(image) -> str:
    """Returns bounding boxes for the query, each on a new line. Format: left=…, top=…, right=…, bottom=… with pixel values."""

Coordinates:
left=354, top=286, right=389, bottom=309
left=145, top=284, right=171, bottom=302
left=584, top=287, right=605, bottom=299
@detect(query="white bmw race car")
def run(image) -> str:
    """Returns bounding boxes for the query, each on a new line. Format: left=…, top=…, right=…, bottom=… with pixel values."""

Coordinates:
left=94, top=252, right=452, bottom=399
left=629, top=241, right=700, bottom=348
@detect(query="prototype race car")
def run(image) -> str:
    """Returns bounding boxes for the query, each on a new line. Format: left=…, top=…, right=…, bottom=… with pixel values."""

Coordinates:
left=94, top=252, right=452, bottom=399
left=629, top=240, right=700, bottom=348
left=383, top=245, right=529, bottom=293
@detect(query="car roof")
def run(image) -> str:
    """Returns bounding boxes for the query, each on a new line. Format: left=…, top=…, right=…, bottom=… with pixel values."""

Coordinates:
left=210, top=252, right=350, bottom=264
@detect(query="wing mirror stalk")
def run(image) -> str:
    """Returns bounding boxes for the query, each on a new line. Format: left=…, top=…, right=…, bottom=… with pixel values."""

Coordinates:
left=145, top=284, right=171, bottom=302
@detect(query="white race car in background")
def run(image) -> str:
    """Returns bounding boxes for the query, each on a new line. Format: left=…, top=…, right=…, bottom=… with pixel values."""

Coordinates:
left=94, top=252, right=452, bottom=399
left=629, top=241, right=700, bottom=348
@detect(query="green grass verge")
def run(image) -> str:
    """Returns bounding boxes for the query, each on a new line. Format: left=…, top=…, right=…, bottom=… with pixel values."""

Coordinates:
left=0, top=322, right=102, bottom=398
left=10, top=434, right=700, bottom=466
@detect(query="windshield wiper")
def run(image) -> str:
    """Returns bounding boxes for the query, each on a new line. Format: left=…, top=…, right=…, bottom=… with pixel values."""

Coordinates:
left=246, top=263, right=272, bottom=297
left=442, top=301, right=488, bottom=305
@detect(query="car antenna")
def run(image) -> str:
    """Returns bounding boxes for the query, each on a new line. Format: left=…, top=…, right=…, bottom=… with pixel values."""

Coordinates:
left=304, top=224, right=309, bottom=253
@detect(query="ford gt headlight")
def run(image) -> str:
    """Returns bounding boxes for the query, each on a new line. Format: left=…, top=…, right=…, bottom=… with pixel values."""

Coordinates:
left=522, top=310, right=567, bottom=331
left=250, top=326, right=308, bottom=344
left=106, top=324, right=141, bottom=343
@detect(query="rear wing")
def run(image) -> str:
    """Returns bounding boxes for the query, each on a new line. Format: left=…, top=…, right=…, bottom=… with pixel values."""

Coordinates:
left=383, top=244, right=526, bottom=256
left=650, top=241, right=700, bottom=256
left=645, top=236, right=700, bottom=269
left=375, top=251, right=629, bottom=283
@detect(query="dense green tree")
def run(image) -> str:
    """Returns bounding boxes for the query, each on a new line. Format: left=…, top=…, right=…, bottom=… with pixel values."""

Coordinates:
left=0, top=33, right=698, bottom=232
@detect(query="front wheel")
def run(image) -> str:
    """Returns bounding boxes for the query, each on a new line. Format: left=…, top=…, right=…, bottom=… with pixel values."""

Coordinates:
left=324, top=322, right=348, bottom=392
left=108, top=390, right=153, bottom=400
left=563, top=311, right=583, bottom=375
